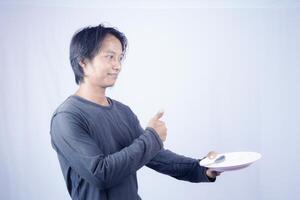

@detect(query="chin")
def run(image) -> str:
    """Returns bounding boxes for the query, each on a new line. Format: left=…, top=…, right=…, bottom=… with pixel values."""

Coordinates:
left=106, top=82, right=116, bottom=88
left=102, top=79, right=117, bottom=88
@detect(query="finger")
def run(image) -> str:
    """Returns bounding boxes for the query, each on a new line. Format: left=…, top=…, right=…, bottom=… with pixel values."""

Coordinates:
left=206, top=169, right=216, bottom=178
left=212, top=170, right=221, bottom=176
left=157, top=120, right=165, bottom=125
left=207, top=151, right=218, bottom=159
left=153, top=109, right=164, bottom=120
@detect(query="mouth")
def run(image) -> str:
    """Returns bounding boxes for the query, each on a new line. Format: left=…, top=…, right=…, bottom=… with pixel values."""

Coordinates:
left=108, top=73, right=118, bottom=78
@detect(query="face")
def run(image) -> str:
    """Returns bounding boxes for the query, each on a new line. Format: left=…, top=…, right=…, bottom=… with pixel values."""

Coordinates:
left=80, top=34, right=124, bottom=88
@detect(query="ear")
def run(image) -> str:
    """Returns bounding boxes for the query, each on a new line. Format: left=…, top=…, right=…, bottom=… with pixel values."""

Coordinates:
left=79, top=59, right=91, bottom=76
left=79, top=59, right=87, bottom=69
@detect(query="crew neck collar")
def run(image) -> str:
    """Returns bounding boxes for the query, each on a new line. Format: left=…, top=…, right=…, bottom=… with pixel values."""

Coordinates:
left=70, top=95, right=113, bottom=110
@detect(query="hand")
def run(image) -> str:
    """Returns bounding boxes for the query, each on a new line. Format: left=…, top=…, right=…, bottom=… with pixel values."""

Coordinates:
left=206, top=168, right=221, bottom=179
left=147, top=110, right=167, bottom=142
left=205, top=151, right=222, bottom=179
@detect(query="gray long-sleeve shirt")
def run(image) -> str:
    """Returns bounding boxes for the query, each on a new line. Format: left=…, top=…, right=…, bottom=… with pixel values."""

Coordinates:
left=50, top=95, right=213, bottom=200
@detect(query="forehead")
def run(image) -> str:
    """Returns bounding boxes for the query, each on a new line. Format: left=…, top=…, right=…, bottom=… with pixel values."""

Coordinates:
left=100, top=34, right=123, bottom=55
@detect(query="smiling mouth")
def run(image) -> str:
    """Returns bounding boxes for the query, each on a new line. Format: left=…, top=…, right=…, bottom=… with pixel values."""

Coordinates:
left=108, top=73, right=118, bottom=78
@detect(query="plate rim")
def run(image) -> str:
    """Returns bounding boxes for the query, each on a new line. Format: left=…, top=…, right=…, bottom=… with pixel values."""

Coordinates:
left=199, top=151, right=262, bottom=169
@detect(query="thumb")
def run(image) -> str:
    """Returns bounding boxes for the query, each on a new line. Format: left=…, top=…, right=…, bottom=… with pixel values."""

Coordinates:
left=153, top=109, right=164, bottom=120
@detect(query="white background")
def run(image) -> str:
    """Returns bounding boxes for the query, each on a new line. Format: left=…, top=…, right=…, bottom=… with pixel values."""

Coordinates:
left=0, top=1, right=299, bottom=199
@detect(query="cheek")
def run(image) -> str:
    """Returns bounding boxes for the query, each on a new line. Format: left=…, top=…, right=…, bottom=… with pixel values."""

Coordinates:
left=92, top=62, right=108, bottom=76
left=95, top=68, right=111, bottom=82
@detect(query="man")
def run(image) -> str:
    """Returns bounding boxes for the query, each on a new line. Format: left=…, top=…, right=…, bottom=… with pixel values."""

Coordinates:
left=50, top=24, right=220, bottom=200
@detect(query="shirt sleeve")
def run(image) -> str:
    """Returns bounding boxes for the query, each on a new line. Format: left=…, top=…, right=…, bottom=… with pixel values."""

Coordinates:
left=146, top=148, right=214, bottom=183
left=50, top=111, right=163, bottom=190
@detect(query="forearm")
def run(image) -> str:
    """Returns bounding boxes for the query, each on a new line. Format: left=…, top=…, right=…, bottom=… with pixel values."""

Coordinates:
left=146, top=149, right=213, bottom=183
left=92, top=128, right=164, bottom=187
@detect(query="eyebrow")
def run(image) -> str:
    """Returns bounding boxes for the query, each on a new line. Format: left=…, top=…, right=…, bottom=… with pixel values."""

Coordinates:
left=104, top=50, right=124, bottom=56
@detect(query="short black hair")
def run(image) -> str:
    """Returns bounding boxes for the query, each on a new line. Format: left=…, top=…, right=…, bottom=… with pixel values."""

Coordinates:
left=69, top=24, right=128, bottom=84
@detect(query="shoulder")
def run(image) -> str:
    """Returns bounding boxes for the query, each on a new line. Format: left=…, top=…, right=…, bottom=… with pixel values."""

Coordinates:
left=50, top=97, right=90, bottom=134
left=51, top=96, right=87, bottom=122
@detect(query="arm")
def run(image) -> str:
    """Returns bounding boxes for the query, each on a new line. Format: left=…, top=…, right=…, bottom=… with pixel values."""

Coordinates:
left=146, top=148, right=214, bottom=183
left=129, top=111, right=214, bottom=183
left=50, top=112, right=163, bottom=190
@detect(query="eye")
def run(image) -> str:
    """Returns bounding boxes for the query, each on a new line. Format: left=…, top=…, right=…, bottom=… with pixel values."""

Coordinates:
left=106, top=55, right=114, bottom=60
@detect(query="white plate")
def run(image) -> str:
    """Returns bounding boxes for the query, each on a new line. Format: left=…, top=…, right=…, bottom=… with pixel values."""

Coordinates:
left=199, top=151, right=261, bottom=172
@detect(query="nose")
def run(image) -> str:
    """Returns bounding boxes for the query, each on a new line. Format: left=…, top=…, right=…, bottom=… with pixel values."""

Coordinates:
left=112, top=63, right=121, bottom=72
left=112, top=59, right=122, bottom=71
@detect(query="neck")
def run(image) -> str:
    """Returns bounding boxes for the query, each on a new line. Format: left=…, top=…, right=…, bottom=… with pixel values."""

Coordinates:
left=75, top=82, right=109, bottom=106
